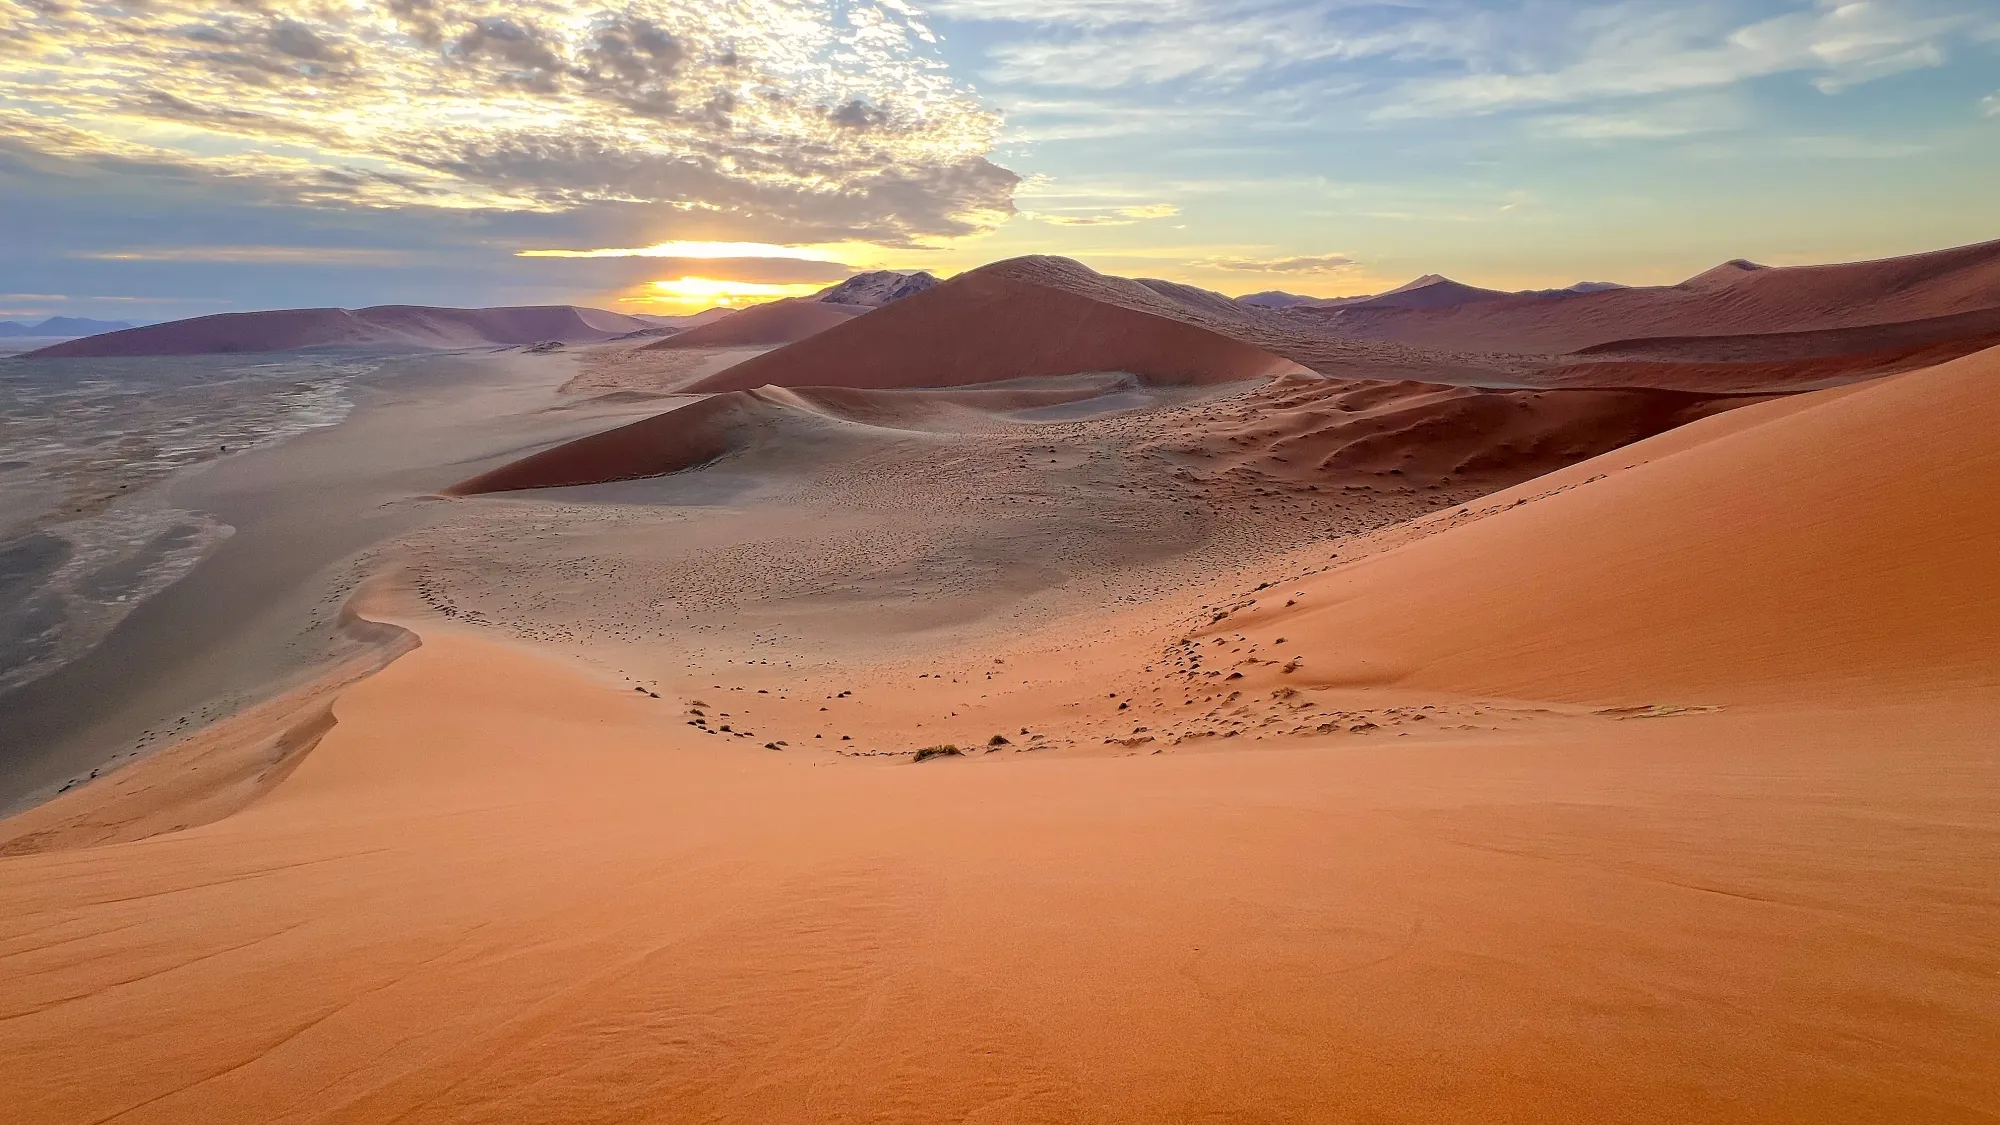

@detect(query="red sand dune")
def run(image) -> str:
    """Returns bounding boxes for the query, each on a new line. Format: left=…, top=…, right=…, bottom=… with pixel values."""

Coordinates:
left=1301, top=237, right=2000, bottom=355
left=643, top=299, right=869, bottom=350
left=448, top=393, right=750, bottom=494
left=27, top=305, right=654, bottom=358
left=685, top=261, right=1320, bottom=393
left=1142, top=374, right=1759, bottom=488
left=1211, top=344, right=2000, bottom=705
left=1530, top=330, right=2000, bottom=392
left=455, top=366, right=1761, bottom=498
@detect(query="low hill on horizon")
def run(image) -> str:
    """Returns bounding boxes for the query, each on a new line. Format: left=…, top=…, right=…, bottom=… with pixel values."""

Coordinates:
left=0, top=316, right=136, bottom=338
left=25, top=305, right=655, bottom=358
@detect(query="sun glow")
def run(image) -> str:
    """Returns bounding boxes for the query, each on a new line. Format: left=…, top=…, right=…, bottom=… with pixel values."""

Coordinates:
left=624, top=276, right=825, bottom=311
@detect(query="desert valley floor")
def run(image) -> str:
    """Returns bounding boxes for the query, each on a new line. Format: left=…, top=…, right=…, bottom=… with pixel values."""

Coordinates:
left=1, top=243, right=1997, bottom=1123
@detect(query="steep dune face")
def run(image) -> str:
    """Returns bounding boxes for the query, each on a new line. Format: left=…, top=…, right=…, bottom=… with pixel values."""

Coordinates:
left=27, top=305, right=655, bottom=358
left=447, top=394, right=753, bottom=495
left=686, top=262, right=1316, bottom=393
left=1306, top=238, right=2000, bottom=355
left=1210, top=346, right=2000, bottom=705
left=643, top=299, right=870, bottom=350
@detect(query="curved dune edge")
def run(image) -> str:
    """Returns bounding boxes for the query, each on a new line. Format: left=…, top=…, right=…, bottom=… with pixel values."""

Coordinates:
left=1206, top=345, right=2000, bottom=705
left=446, top=374, right=1181, bottom=495
left=0, top=583, right=419, bottom=855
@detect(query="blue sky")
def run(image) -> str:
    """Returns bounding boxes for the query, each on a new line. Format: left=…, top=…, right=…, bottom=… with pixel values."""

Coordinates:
left=1, top=0, right=1995, bottom=319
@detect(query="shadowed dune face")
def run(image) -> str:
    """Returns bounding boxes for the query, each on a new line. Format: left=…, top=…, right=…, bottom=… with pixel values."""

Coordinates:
left=642, top=299, right=870, bottom=350
left=686, top=266, right=1313, bottom=393
left=450, top=368, right=1763, bottom=499
left=25, top=305, right=655, bottom=358
left=1206, top=345, right=2000, bottom=705
left=1135, top=375, right=1758, bottom=488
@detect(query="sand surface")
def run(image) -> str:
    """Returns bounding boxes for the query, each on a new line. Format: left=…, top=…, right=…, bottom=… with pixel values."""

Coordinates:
left=2, top=293, right=1997, bottom=1119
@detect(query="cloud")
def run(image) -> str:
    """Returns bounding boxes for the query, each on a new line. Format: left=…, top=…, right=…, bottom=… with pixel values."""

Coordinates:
left=1380, top=0, right=1990, bottom=119
left=1020, top=202, right=1179, bottom=226
left=1200, top=252, right=1356, bottom=273
left=941, top=0, right=1995, bottom=127
left=1528, top=93, right=1748, bottom=140
left=1983, top=90, right=2000, bottom=116
left=73, top=246, right=416, bottom=265
left=518, top=241, right=848, bottom=261
left=0, top=0, right=1018, bottom=245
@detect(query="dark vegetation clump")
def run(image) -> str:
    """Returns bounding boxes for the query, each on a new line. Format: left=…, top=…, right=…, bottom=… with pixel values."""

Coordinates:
left=988, top=733, right=1011, bottom=746
left=913, top=745, right=962, bottom=763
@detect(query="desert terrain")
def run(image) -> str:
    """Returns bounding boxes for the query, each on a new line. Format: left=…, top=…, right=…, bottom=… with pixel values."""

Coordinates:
left=2, top=242, right=1998, bottom=1123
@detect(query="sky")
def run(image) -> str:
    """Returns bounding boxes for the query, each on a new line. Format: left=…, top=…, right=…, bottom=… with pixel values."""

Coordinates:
left=1, top=0, right=1997, bottom=320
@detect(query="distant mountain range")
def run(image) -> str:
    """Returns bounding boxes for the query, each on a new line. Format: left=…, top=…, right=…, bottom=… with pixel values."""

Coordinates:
left=22, top=306, right=656, bottom=358
left=0, top=316, right=135, bottom=337
left=1239, top=277, right=1627, bottom=310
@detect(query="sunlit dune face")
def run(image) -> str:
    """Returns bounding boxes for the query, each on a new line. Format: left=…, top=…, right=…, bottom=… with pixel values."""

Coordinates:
left=629, top=276, right=823, bottom=311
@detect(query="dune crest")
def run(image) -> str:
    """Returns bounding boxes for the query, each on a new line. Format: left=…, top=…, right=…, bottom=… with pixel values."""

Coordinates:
left=1209, top=345, right=2000, bottom=704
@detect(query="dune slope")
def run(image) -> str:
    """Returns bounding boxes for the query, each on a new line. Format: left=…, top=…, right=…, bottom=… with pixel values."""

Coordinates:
left=1212, top=345, right=2000, bottom=704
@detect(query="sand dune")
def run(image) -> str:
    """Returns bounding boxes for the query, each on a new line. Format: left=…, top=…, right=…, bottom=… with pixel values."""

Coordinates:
left=450, top=374, right=1185, bottom=494
left=1307, top=237, right=2000, bottom=354
left=1139, top=374, right=1758, bottom=489
left=26, top=305, right=654, bottom=358
left=3, top=344, right=1997, bottom=1121
left=643, top=299, right=870, bottom=350
left=685, top=261, right=1321, bottom=393
left=1209, top=344, right=2000, bottom=704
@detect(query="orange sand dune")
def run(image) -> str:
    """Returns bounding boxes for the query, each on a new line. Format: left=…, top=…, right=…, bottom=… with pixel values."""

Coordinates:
left=1306, top=237, right=2000, bottom=355
left=1211, top=345, right=2000, bottom=705
left=27, top=305, right=654, bottom=358
left=642, top=298, right=869, bottom=350
left=5, top=340, right=2000, bottom=1119
left=686, top=261, right=1318, bottom=393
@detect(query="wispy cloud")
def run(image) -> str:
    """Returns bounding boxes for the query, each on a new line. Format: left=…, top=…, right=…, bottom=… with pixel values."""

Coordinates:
left=938, top=0, right=1996, bottom=124
left=517, top=241, right=847, bottom=261
left=73, top=246, right=416, bottom=265
left=1200, top=252, right=1356, bottom=273
left=1379, top=0, right=1990, bottom=119
left=1983, top=90, right=2000, bottom=116
left=1021, top=202, right=1179, bottom=226
left=0, top=0, right=1018, bottom=245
